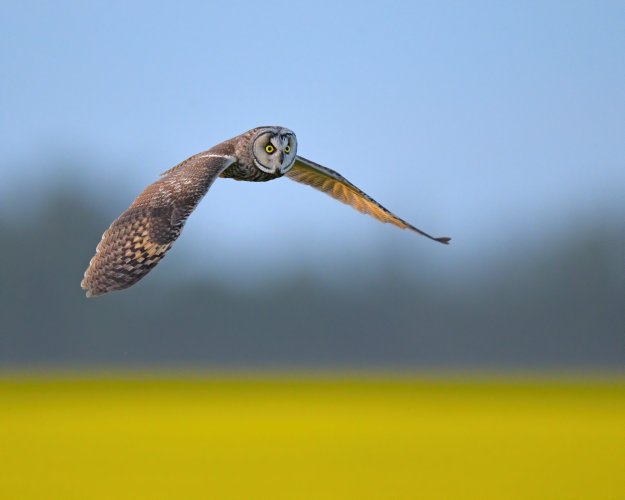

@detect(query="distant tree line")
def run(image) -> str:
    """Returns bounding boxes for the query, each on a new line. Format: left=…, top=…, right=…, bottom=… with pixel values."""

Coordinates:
left=0, top=188, right=623, bottom=370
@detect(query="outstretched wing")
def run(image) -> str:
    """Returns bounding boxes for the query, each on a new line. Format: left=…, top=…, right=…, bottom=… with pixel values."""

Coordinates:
left=81, top=153, right=236, bottom=297
left=285, top=156, right=450, bottom=244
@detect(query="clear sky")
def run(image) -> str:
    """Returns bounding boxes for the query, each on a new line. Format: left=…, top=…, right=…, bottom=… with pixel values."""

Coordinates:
left=2, top=0, right=624, bottom=283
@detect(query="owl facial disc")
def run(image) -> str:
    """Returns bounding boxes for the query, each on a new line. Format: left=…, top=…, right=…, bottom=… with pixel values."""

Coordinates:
left=251, top=127, right=297, bottom=174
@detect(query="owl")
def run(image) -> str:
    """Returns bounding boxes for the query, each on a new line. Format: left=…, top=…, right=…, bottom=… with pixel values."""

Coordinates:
left=81, top=126, right=450, bottom=297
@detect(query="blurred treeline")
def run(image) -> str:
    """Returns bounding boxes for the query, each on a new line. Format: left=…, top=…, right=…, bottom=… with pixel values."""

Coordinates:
left=0, top=181, right=623, bottom=371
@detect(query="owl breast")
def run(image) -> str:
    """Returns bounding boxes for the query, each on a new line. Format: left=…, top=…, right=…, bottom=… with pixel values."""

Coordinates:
left=220, top=163, right=282, bottom=182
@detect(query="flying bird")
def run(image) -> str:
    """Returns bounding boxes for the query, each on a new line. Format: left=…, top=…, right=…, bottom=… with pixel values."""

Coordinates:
left=81, top=126, right=450, bottom=297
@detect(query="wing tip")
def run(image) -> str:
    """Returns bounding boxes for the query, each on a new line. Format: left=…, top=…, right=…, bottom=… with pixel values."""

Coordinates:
left=81, top=277, right=101, bottom=298
left=407, top=224, right=451, bottom=245
left=84, top=287, right=107, bottom=298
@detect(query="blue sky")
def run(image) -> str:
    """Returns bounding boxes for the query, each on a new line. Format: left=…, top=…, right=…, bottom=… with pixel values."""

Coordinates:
left=1, top=1, right=624, bottom=283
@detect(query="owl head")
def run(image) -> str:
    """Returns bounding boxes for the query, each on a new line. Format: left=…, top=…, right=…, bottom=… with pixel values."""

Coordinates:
left=251, top=126, right=297, bottom=175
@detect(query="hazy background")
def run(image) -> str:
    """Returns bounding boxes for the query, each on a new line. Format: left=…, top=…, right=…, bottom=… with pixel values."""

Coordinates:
left=1, top=0, right=623, bottom=371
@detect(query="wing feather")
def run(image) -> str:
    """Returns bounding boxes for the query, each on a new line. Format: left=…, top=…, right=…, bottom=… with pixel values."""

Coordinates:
left=286, top=156, right=450, bottom=244
left=81, top=154, right=235, bottom=297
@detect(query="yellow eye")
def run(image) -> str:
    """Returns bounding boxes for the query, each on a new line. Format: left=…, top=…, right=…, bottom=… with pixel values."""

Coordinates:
left=284, top=145, right=291, bottom=154
left=265, top=144, right=275, bottom=154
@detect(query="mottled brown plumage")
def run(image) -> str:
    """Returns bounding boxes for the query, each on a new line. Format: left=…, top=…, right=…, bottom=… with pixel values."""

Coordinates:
left=81, top=126, right=449, bottom=297
left=81, top=153, right=236, bottom=297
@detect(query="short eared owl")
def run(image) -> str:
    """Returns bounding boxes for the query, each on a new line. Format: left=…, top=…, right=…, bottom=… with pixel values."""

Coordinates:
left=81, top=126, right=450, bottom=297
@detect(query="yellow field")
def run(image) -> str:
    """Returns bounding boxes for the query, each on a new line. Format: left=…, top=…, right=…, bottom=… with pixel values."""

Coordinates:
left=1, top=376, right=624, bottom=499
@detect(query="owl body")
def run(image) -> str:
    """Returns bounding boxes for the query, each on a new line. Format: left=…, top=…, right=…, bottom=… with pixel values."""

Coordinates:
left=220, top=162, right=280, bottom=183
left=81, top=125, right=449, bottom=297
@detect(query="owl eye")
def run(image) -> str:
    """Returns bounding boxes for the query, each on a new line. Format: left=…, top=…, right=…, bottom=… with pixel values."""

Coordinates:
left=265, top=144, right=275, bottom=154
left=284, top=145, right=291, bottom=154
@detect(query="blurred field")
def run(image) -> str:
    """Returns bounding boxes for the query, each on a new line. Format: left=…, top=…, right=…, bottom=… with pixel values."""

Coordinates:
left=1, top=377, right=624, bottom=500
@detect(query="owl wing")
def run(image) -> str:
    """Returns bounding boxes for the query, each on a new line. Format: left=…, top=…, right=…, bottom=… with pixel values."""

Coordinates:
left=81, top=153, right=236, bottom=297
left=286, top=156, right=450, bottom=244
